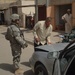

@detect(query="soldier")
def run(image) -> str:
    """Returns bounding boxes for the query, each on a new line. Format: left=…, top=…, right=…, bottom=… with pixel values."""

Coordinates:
left=5, top=14, right=28, bottom=74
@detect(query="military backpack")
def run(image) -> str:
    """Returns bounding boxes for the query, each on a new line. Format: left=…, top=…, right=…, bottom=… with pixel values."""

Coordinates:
left=5, top=26, right=14, bottom=41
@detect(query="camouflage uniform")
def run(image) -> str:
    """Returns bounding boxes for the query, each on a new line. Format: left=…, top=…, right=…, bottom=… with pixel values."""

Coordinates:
left=5, top=14, right=28, bottom=72
left=7, top=24, right=27, bottom=70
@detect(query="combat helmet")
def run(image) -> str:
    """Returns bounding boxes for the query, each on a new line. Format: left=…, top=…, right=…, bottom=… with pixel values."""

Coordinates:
left=10, top=14, right=20, bottom=21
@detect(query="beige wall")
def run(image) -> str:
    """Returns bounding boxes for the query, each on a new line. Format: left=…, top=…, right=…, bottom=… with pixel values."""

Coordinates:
left=4, top=8, right=11, bottom=25
left=72, top=2, right=75, bottom=27
left=0, top=0, right=17, bottom=4
left=47, top=6, right=55, bottom=30
left=49, top=0, right=74, bottom=5
left=37, top=0, right=46, bottom=5
left=21, top=1, right=35, bottom=14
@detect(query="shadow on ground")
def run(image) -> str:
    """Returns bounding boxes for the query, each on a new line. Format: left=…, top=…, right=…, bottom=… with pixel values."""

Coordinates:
left=0, top=63, right=14, bottom=73
left=21, top=62, right=34, bottom=75
left=1, top=32, right=6, bottom=35
left=21, top=61, right=30, bottom=68
left=24, top=70, right=34, bottom=75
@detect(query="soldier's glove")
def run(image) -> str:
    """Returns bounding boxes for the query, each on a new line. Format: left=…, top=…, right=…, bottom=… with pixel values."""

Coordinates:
left=22, top=43, right=28, bottom=49
left=24, top=43, right=28, bottom=47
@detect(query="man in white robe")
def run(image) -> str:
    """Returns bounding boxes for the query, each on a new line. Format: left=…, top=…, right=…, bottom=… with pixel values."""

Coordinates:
left=62, top=9, right=72, bottom=33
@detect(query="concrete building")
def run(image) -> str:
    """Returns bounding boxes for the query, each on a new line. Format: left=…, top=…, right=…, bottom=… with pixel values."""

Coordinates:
left=35, top=0, right=75, bottom=30
left=0, top=0, right=17, bottom=25
left=0, top=0, right=35, bottom=28
left=0, top=0, right=16, bottom=4
left=19, top=0, right=35, bottom=28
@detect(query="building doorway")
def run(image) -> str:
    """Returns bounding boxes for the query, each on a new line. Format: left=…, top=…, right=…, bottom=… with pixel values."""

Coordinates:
left=38, top=5, right=46, bottom=21
left=55, top=4, right=72, bottom=30
left=0, top=11, right=5, bottom=25
left=26, top=15, right=35, bottom=29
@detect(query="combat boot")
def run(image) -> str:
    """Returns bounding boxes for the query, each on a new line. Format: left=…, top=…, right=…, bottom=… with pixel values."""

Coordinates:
left=15, top=68, right=24, bottom=75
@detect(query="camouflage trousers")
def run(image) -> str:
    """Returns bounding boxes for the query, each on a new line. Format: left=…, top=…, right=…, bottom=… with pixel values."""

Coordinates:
left=11, top=44, right=22, bottom=70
